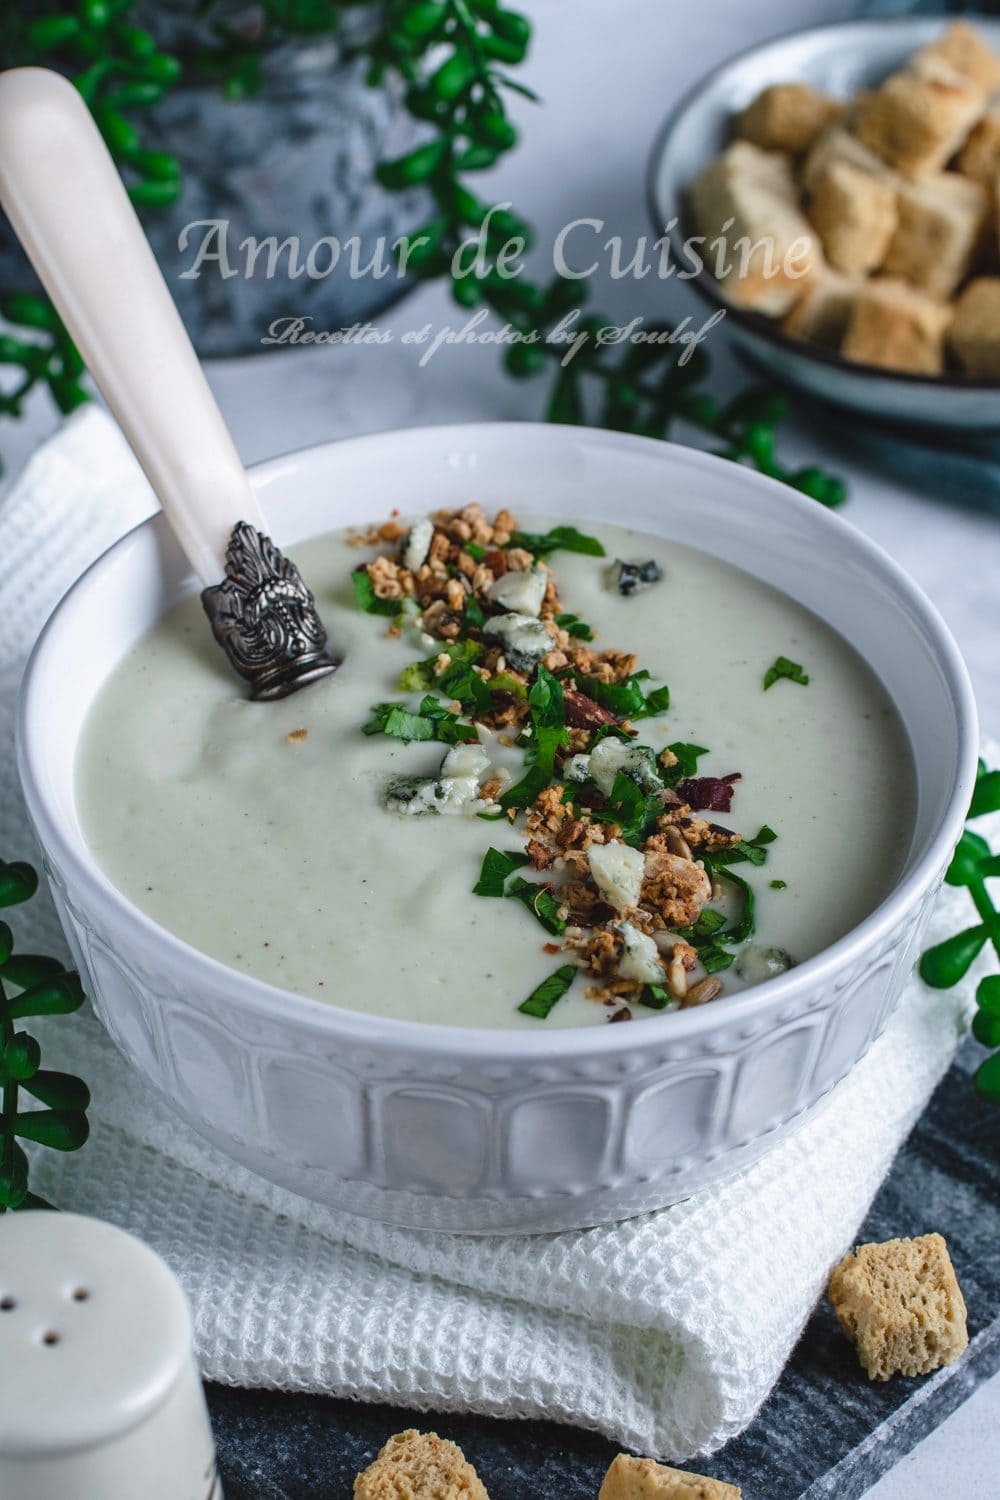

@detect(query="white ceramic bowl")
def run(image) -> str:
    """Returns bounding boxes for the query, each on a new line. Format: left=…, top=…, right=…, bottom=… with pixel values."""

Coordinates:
left=18, top=425, right=977, bottom=1232
left=648, top=17, right=1000, bottom=432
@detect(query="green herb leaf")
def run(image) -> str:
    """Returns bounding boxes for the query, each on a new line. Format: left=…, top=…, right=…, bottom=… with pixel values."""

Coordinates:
left=506, top=876, right=566, bottom=936
left=473, top=846, right=530, bottom=896
left=763, top=656, right=810, bottom=691
left=699, top=944, right=736, bottom=975
left=770, top=879, right=787, bottom=890
left=555, top=612, right=594, bottom=640
left=509, top=524, right=606, bottom=558
left=579, top=671, right=670, bottom=721
left=362, top=697, right=477, bottom=745
left=638, top=983, right=674, bottom=1011
left=500, top=666, right=567, bottom=808
left=352, top=567, right=401, bottom=616
left=661, top=743, right=709, bottom=786
left=518, top=963, right=578, bottom=1018
left=708, top=826, right=777, bottom=869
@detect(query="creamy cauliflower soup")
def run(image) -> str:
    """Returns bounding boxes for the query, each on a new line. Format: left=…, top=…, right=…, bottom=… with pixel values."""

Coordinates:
left=76, top=507, right=915, bottom=1028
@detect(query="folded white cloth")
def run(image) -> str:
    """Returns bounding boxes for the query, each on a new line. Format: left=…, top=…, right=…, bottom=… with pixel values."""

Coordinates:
left=1, top=409, right=987, bottom=1460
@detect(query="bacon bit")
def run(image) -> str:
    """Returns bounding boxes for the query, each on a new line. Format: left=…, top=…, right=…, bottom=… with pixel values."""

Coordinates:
left=563, top=688, right=618, bottom=729
left=609, top=1006, right=633, bottom=1022
left=542, top=941, right=562, bottom=955
left=676, top=773, right=741, bottom=813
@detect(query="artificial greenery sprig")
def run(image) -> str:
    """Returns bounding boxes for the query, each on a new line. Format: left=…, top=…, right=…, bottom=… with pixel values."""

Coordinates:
left=920, top=760, right=1000, bottom=1102
left=362, top=0, right=846, bottom=505
left=1, top=0, right=845, bottom=506
left=0, top=858, right=90, bottom=1212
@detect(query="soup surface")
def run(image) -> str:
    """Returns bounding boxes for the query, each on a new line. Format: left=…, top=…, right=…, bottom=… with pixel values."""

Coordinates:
left=76, top=513, right=914, bottom=1028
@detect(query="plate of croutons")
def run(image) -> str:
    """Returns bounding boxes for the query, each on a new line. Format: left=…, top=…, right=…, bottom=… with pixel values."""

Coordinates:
left=649, top=18, right=1000, bottom=429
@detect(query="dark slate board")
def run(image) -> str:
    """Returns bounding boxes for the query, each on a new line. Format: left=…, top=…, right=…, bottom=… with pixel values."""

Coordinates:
left=206, top=1037, right=999, bottom=1500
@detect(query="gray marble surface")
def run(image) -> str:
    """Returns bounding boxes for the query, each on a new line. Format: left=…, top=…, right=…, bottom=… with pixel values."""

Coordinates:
left=202, top=1037, right=999, bottom=1498
left=2, top=1, right=998, bottom=1491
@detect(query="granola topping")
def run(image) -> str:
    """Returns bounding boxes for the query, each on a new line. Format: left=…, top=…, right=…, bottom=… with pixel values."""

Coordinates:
left=353, top=506, right=784, bottom=1021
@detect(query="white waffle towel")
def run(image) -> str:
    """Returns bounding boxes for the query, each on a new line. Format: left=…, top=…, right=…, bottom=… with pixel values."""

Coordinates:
left=1, top=408, right=987, bottom=1460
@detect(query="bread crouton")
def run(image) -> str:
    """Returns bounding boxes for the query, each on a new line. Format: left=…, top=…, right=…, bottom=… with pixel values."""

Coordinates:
left=912, top=20, right=1000, bottom=97
left=808, top=160, right=898, bottom=275
left=958, top=109, right=1000, bottom=184
left=840, top=279, right=953, bottom=374
left=828, top=1233, right=968, bottom=1381
left=949, top=277, right=1000, bottom=377
left=854, top=64, right=984, bottom=178
left=884, top=172, right=989, bottom=298
left=353, top=1431, right=489, bottom=1500
left=736, top=83, right=843, bottom=155
left=782, top=268, right=862, bottom=347
left=802, top=125, right=900, bottom=195
left=599, top=1454, right=741, bottom=1500
left=689, top=142, right=821, bottom=316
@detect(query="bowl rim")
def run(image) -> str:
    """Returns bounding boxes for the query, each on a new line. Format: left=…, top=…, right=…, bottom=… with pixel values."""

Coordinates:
left=17, top=421, right=980, bottom=1059
left=645, top=13, right=1000, bottom=396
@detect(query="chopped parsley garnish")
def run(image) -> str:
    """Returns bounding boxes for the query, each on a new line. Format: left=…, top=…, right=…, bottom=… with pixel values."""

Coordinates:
left=472, top=848, right=566, bottom=935
left=578, top=670, right=670, bottom=720
left=638, top=984, right=674, bottom=1010
left=770, top=879, right=787, bottom=890
left=464, top=542, right=487, bottom=563
left=555, top=612, right=595, bottom=641
left=399, top=639, right=482, bottom=693
left=603, top=771, right=662, bottom=846
left=473, top=847, right=531, bottom=896
left=699, top=944, right=736, bottom=975
left=709, top=825, right=778, bottom=869
left=763, top=655, right=809, bottom=691
left=464, top=595, right=485, bottom=628
left=500, top=666, right=568, bottom=810
left=518, top=963, right=578, bottom=1019
left=351, top=567, right=403, bottom=616
left=510, top=524, right=606, bottom=558
left=661, top=742, right=709, bottom=786
left=362, top=695, right=478, bottom=745
left=506, top=877, right=566, bottom=936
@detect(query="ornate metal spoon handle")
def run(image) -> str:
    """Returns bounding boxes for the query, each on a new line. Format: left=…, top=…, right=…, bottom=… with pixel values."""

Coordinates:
left=202, top=523, right=339, bottom=700
left=0, top=68, right=338, bottom=698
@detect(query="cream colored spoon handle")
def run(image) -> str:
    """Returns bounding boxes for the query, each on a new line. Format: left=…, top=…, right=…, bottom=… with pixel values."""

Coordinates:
left=0, top=67, right=264, bottom=585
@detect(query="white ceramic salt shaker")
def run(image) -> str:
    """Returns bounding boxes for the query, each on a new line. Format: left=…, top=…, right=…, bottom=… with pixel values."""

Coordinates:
left=0, top=1212, right=221, bottom=1500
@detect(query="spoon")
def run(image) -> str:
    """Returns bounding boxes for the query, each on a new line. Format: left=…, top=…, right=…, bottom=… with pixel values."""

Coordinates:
left=0, top=67, right=339, bottom=699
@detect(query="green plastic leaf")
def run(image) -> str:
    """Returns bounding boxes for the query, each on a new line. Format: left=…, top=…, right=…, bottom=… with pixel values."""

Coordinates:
left=0, top=1144, right=29, bottom=1211
left=945, top=829, right=991, bottom=887
left=1, top=953, right=65, bottom=990
left=972, top=1009, right=1000, bottom=1049
left=919, top=925, right=989, bottom=989
left=976, top=974, right=1000, bottom=1016
left=0, top=922, right=11, bottom=967
left=7, top=973, right=86, bottom=1021
left=96, top=106, right=141, bottom=159
left=0, top=1033, right=41, bottom=1084
left=376, top=138, right=448, bottom=191
left=400, top=1, right=448, bottom=39
left=27, top=15, right=81, bottom=49
left=129, top=180, right=182, bottom=209
left=489, top=8, right=532, bottom=45
left=13, top=1109, right=90, bottom=1152
left=430, top=50, right=477, bottom=103
left=23, top=1070, right=91, bottom=1113
left=974, top=1049, right=1000, bottom=1102
left=0, top=862, right=39, bottom=908
left=969, top=768, right=1000, bottom=820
